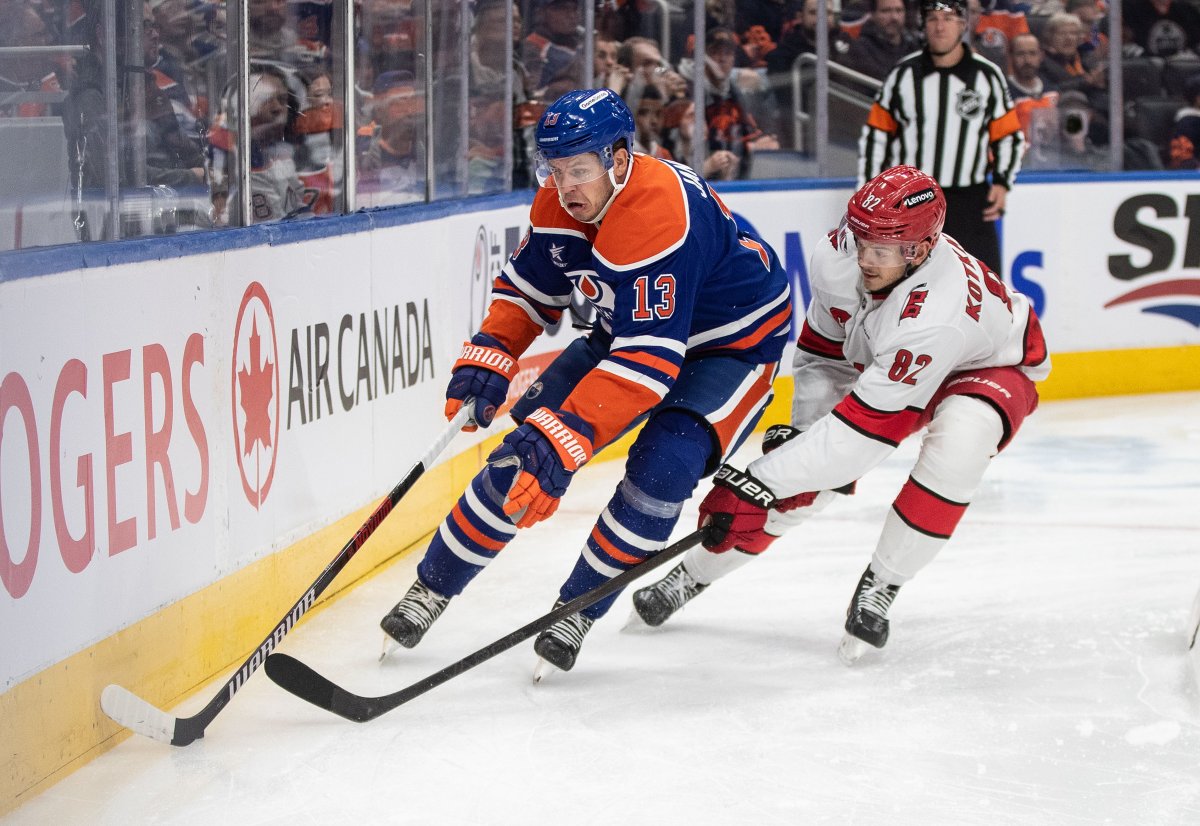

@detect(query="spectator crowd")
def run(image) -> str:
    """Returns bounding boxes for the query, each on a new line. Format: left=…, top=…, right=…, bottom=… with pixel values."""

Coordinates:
left=0, top=0, right=1197, bottom=243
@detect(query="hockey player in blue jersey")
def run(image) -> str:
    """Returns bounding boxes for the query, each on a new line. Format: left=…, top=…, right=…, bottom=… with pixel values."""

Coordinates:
left=379, top=88, right=792, bottom=677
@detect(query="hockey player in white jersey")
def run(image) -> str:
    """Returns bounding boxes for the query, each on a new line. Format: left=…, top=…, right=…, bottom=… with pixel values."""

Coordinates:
left=632, top=165, right=1050, bottom=662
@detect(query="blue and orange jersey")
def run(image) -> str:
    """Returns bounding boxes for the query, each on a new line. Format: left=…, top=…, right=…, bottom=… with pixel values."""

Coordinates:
left=484, top=153, right=791, bottom=446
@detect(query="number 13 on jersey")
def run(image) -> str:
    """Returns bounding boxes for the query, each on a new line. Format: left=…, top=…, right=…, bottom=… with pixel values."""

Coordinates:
left=632, top=274, right=676, bottom=320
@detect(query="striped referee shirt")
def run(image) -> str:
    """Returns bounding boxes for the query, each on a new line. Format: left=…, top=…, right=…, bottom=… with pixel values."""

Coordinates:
left=858, top=44, right=1025, bottom=189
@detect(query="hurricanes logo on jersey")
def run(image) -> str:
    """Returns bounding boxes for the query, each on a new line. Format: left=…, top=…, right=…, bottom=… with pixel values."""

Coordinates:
left=955, top=89, right=984, bottom=119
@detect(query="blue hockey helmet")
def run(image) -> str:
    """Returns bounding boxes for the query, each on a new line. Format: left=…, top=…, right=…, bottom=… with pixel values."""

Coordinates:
left=533, top=88, right=636, bottom=188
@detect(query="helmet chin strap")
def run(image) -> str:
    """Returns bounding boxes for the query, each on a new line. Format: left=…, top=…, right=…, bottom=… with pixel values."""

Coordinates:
left=583, top=159, right=633, bottom=225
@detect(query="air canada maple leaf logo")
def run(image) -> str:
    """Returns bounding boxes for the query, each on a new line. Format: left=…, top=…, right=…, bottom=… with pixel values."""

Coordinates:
left=231, top=282, right=281, bottom=509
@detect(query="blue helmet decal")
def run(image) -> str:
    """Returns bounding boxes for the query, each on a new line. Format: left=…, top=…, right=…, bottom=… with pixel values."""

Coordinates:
left=534, top=88, right=636, bottom=172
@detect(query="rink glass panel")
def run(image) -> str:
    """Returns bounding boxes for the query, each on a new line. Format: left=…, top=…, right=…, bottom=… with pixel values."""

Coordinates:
left=0, top=1, right=1159, bottom=252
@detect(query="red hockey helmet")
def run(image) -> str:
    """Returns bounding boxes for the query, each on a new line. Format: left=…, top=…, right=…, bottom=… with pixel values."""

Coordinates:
left=844, top=166, right=947, bottom=261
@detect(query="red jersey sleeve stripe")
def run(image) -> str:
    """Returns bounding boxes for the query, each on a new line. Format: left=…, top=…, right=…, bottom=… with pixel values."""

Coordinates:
left=797, top=320, right=845, bottom=360
left=1022, top=309, right=1048, bottom=368
left=832, top=393, right=924, bottom=447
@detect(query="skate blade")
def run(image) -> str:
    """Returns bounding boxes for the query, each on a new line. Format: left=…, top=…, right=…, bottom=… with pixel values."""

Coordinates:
left=837, top=634, right=871, bottom=666
left=379, top=633, right=401, bottom=663
left=621, top=607, right=649, bottom=632
left=532, top=657, right=559, bottom=684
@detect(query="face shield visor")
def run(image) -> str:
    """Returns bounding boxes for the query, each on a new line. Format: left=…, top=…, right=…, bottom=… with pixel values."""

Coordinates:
left=534, top=148, right=613, bottom=189
left=852, top=233, right=919, bottom=268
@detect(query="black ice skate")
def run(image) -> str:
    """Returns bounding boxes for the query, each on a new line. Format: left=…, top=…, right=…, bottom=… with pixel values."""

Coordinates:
left=533, top=602, right=594, bottom=681
left=380, top=579, right=450, bottom=655
left=631, top=563, right=708, bottom=627
left=838, top=566, right=901, bottom=665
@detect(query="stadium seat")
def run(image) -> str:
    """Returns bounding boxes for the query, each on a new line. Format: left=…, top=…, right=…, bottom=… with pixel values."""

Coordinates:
left=1163, top=54, right=1200, bottom=99
left=1127, top=96, right=1184, bottom=152
left=1122, top=57, right=1166, bottom=101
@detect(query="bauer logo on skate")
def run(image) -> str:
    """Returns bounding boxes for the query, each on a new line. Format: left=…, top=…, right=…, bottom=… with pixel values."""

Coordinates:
left=232, top=282, right=281, bottom=509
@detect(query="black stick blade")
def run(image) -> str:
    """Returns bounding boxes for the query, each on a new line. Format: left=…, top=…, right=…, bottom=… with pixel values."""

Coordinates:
left=265, top=653, right=370, bottom=723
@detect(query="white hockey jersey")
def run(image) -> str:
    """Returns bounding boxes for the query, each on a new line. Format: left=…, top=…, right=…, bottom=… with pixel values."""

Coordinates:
left=752, top=224, right=1049, bottom=499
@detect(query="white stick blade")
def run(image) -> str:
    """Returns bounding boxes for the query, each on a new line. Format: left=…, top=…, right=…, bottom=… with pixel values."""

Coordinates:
left=100, top=684, right=177, bottom=743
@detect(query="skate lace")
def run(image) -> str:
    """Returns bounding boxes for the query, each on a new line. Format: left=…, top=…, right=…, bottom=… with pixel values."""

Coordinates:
left=393, top=582, right=449, bottom=630
left=546, top=610, right=594, bottom=650
left=858, top=579, right=897, bottom=618
left=656, top=565, right=702, bottom=611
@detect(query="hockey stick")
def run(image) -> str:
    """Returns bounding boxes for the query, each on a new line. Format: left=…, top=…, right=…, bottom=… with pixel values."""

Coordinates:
left=99, top=406, right=472, bottom=746
left=264, top=528, right=708, bottom=723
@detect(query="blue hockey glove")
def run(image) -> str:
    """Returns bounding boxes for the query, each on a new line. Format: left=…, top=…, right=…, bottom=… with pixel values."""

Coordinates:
left=488, top=406, right=594, bottom=528
left=445, top=333, right=519, bottom=430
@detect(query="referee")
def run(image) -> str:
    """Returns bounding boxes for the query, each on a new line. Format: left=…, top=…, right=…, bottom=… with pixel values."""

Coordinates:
left=858, top=0, right=1025, bottom=275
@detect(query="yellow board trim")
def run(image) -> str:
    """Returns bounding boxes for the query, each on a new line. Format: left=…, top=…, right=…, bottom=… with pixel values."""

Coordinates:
left=4, top=343, right=1199, bottom=815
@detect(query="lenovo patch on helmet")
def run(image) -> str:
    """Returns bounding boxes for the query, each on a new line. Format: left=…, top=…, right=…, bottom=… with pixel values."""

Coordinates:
left=903, top=189, right=936, bottom=208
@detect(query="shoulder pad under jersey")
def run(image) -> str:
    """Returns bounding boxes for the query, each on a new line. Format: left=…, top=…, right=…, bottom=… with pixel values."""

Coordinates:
left=593, top=156, right=689, bottom=272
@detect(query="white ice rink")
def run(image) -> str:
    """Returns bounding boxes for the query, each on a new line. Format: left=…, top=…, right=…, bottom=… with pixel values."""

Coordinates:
left=9, top=392, right=1200, bottom=825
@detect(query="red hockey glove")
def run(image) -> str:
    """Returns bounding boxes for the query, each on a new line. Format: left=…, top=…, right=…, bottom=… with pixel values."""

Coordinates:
left=698, top=464, right=778, bottom=554
left=489, top=406, right=595, bottom=528
left=445, top=333, right=519, bottom=431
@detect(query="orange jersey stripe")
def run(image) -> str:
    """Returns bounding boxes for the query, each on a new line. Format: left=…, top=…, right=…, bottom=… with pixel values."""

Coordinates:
left=481, top=297, right=544, bottom=357
left=711, top=367, right=774, bottom=456
left=562, top=369, right=663, bottom=448
left=866, top=103, right=899, bottom=134
left=589, top=525, right=644, bottom=566
left=719, top=304, right=791, bottom=351
left=450, top=503, right=507, bottom=552
left=611, top=349, right=682, bottom=380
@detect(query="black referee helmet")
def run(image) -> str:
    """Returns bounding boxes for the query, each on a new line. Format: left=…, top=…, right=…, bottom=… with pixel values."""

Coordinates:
left=919, top=0, right=967, bottom=25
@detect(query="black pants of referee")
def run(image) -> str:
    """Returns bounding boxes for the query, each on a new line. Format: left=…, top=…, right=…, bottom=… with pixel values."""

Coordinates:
left=942, top=183, right=1002, bottom=277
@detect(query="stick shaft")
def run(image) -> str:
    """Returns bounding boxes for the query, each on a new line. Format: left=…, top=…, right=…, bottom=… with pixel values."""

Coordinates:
left=103, top=409, right=470, bottom=745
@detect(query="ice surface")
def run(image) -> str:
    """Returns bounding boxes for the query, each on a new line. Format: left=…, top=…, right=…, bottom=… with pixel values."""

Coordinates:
left=10, top=393, right=1200, bottom=825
